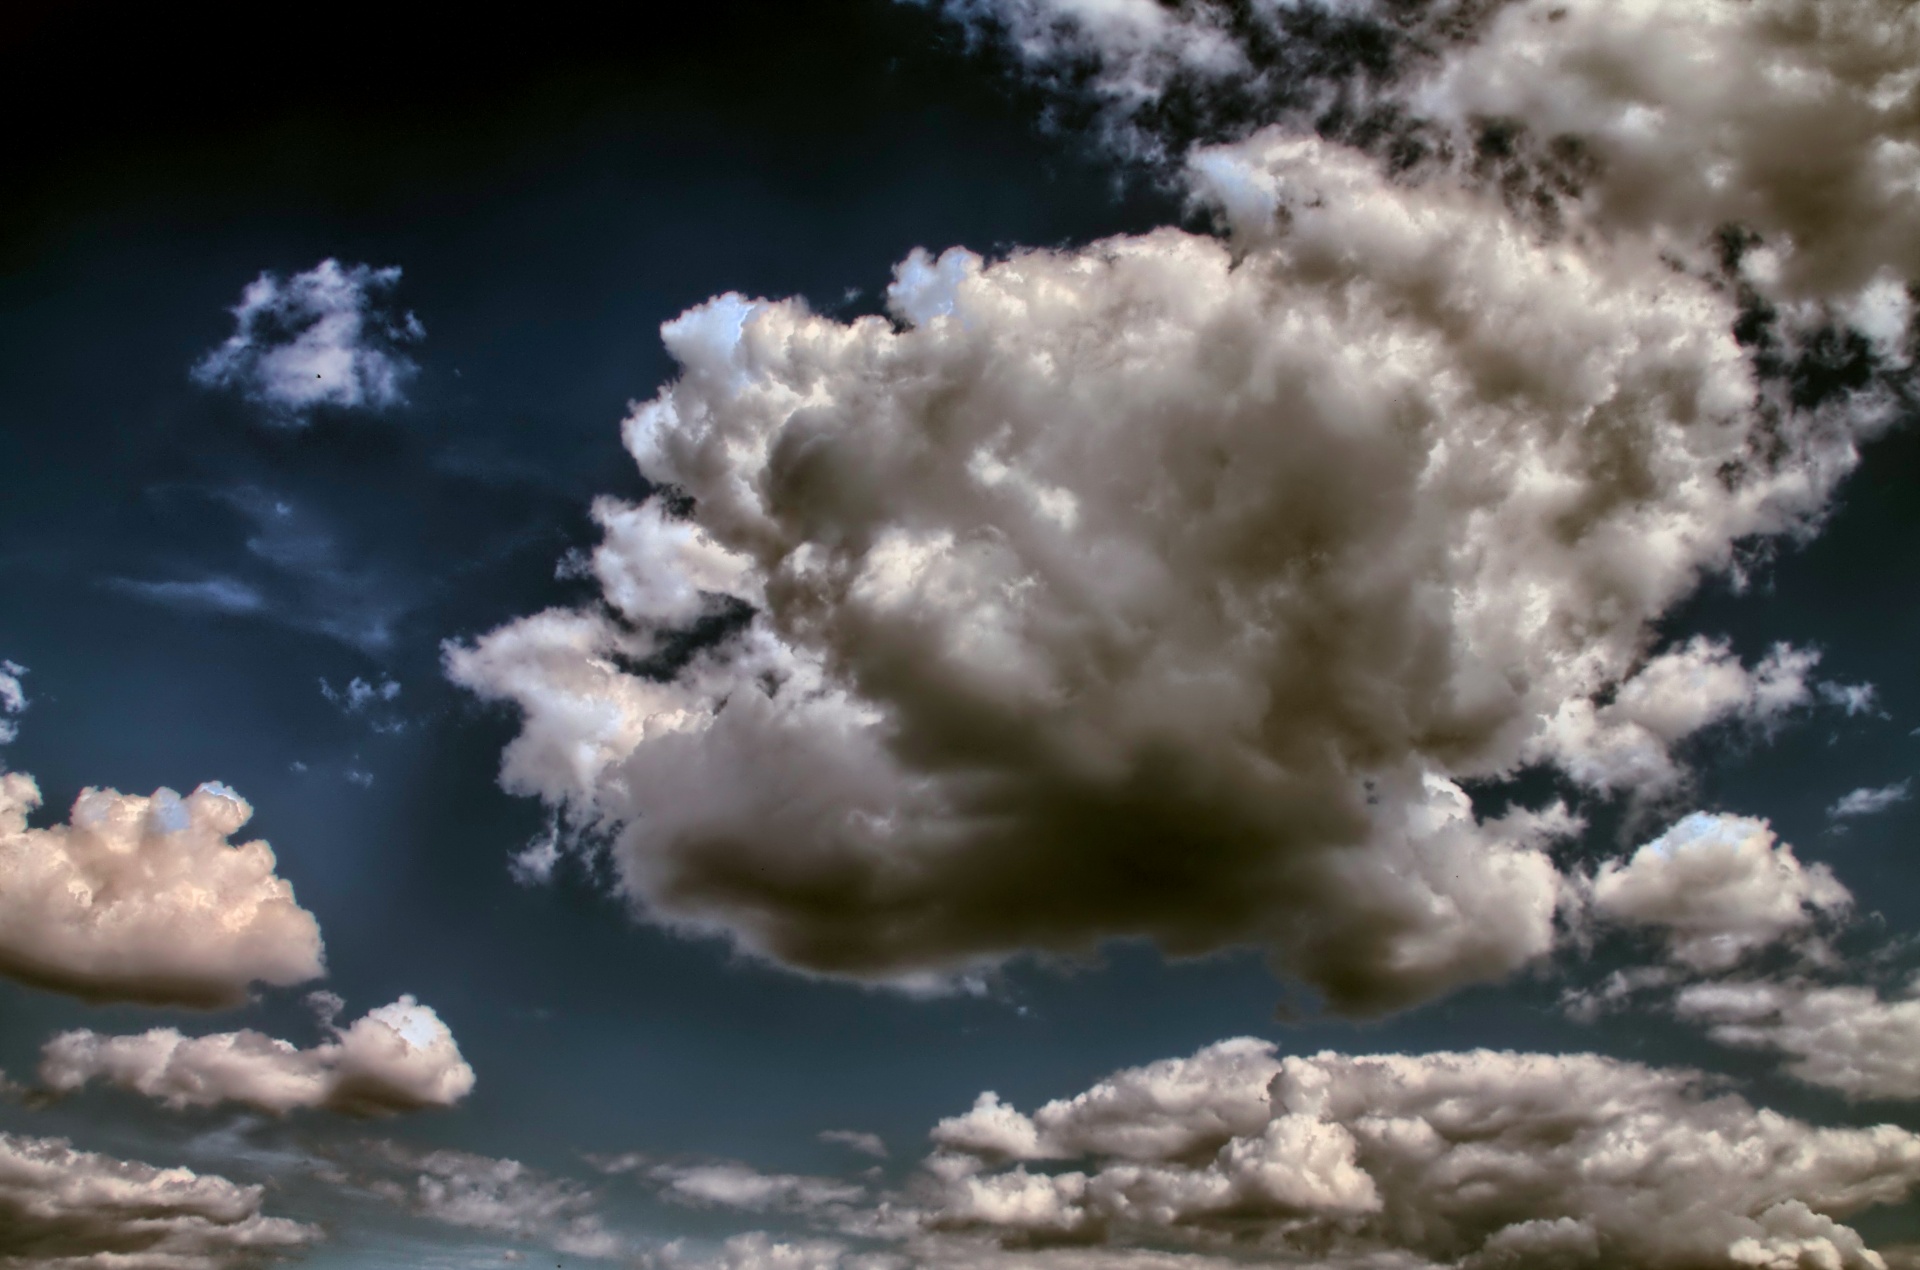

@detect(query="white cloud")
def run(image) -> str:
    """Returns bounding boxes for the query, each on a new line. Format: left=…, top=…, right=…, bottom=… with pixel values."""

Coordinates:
left=451, top=119, right=1880, bottom=1014
left=913, top=1040, right=1920, bottom=1268
left=1526, top=639, right=1817, bottom=794
left=1678, top=978, right=1920, bottom=1101
left=1588, top=812, right=1851, bottom=971
left=372, top=1147, right=625, bottom=1261
left=0, top=773, right=325, bottom=1007
left=0, top=1130, right=318, bottom=1269
left=1831, top=781, right=1911, bottom=820
left=192, top=258, right=423, bottom=423
left=40, top=994, right=475, bottom=1116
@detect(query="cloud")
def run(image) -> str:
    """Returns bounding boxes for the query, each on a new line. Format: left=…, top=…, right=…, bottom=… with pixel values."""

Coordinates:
left=39, top=995, right=475, bottom=1116
left=641, top=1162, right=866, bottom=1215
left=320, top=675, right=401, bottom=713
left=105, top=488, right=411, bottom=654
left=1526, top=639, right=1816, bottom=794
left=0, top=658, right=24, bottom=748
left=106, top=576, right=268, bottom=617
left=1830, top=781, right=1911, bottom=820
left=820, top=1131, right=889, bottom=1160
left=192, top=258, right=423, bottom=423
left=0, top=1130, right=318, bottom=1270
left=1587, top=812, right=1852, bottom=971
left=941, top=0, right=1920, bottom=315
left=0, top=773, right=325, bottom=1007
left=913, top=1039, right=1920, bottom=1268
left=450, top=108, right=1890, bottom=1013
left=645, top=1232, right=870, bottom=1270
left=369, top=1146, right=625, bottom=1261
left=1678, top=978, right=1920, bottom=1101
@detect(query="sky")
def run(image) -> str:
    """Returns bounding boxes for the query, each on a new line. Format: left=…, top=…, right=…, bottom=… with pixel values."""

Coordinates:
left=6, top=0, right=1920, bottom=1267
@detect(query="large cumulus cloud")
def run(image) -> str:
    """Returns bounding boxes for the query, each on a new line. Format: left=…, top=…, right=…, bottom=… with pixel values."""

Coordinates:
left=450, top=106, right=1883, bottom=1011
left=39, top=995, right=474, bottom=1117
left=0, top=775, right=324, bottom=1008
left=914, top=1039, right=1920, bottom=1269
left=0, top=1131, right=317, bottom=1270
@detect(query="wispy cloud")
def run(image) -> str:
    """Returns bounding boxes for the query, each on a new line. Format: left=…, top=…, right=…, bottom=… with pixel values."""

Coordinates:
left=1830, top=781, right=1912, bottom=820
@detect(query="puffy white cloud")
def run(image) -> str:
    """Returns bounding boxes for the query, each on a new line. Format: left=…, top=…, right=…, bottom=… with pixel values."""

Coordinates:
left=0, top=774, right=325, bottom=1007
left=1831, top=782, right=1910, bottom=820
left=1678, top=978, right=1920, bottom=1101
left=372, top=1147, right=624, bottom=1261
left=39, top=995, right=474, bottom=1116
left=1588, top=813, right=1851, bottom=971
left=915, top=1039, right=1920, bottom=1268
left=0, top=1130, right=318, bottom=1269
left=451, top=115, right=1880, bottom=1013
left=192, top=258, right=423, bottom=423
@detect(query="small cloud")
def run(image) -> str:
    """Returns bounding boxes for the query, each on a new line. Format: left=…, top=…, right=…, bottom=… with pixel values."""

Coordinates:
left=321, top=675, right=401, bottom=712
left=290, top=760, right=309, bottom=774
left=1819, top=680, right=1883, bottom=718
left=345, top=769, right=375, bottom=789
left=0, top=660, right=26, bottom=748
left=193, top=259, right=424, bottom=424
left=818, top=1130, right=887, bottom=1160
left=509, top=823, right=562, bottom=887
left=1830, top=781, right=1911, bottom=820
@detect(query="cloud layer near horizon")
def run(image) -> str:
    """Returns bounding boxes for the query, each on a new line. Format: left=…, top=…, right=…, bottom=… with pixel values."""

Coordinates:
left=0, top=1131, right=318, bottom=1270
left=0, top=774, right=324, bottom=1008
left=913, top=1040, right=1920, bottom=1269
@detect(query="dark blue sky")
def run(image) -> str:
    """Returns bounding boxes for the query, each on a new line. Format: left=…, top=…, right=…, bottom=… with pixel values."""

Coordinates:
left=6, top=3, right=1920, bottom=1268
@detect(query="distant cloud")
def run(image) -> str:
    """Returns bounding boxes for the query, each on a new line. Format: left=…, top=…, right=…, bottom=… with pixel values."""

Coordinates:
left=0, top=773, right=324, bottom=1007
left=0, top=1130, right=318, bottom=1269
left=639, top=1162, right=864, bottom=1215
left=105, top=575, right=266, bottom=616
left=367, top=1145, right=624, bottom=1261
left=818, top=1130, right=887, bottom=1160
left=40, top=995, right=475, bottom=1116
left=0, top=659, right=24, bottom=748
left=192, top=258, right=423, bottom=424
left=1830, top=781, right=1911, bottom=820
left=1820, top=681, right=1885, bottom=718
left=321, top=675, right=401, bottom=712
